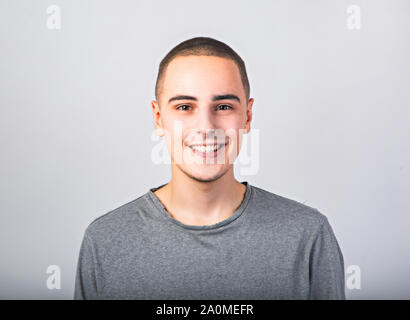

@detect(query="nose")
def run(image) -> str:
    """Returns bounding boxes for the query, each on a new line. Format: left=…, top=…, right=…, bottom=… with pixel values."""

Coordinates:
left=184, top=106, right=228, bottom=146
left=192, top=107, right=217, bottom=134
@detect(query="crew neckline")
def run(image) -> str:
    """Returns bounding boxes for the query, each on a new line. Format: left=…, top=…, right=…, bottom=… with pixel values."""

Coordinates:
left=147, top=181, right=252, bottom=231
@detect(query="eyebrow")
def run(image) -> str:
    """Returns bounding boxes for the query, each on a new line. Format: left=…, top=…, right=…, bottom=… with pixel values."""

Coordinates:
left=168, top=94, right=241, bottom=104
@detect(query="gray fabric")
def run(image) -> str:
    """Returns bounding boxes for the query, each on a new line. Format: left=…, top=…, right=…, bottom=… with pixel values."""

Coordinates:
left=74, top=181, right=346, bottom=300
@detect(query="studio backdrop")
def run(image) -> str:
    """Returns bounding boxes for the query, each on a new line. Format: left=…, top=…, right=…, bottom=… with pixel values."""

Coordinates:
left=0, top=0, right=409, bottom=299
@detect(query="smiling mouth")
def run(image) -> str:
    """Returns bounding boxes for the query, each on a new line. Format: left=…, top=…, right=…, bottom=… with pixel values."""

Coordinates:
left=188, top=142, right=228, bottom=154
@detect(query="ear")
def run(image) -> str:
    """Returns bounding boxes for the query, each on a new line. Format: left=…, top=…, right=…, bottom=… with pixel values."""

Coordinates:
left=245, top=98, right=254, bottom=134
left=151, top=100, right=165, bottom=137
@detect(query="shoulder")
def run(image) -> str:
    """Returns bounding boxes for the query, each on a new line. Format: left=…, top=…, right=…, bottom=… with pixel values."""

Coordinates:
left=82, top=192, right=150, bottom=242
left=249, top=184, right=327, bottom=232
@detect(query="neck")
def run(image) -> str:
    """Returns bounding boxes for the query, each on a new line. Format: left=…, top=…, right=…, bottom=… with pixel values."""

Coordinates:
left=155, top=165, right=246, bottom=226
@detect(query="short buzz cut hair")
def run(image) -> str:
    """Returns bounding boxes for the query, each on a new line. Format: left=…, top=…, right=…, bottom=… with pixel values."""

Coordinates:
left=155, top=36, right=250, bottom=104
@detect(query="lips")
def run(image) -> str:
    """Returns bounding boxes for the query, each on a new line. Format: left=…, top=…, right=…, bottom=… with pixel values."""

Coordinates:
left=188, top=142, right=228, bottom=157
left=189, top=143, right=225, bottom=153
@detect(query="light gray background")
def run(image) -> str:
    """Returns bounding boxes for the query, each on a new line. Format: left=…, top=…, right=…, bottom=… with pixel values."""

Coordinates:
left=1, top=0, right=409, bottom=299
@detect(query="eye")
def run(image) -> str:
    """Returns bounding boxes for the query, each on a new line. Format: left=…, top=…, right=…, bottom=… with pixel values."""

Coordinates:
left=216, top=104, right=233, bottom=111
left=176, top=104, right=192, bottom=111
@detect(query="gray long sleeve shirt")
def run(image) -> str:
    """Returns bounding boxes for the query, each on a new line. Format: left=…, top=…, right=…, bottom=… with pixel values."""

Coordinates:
left=74, top=181, right=346, bottom=299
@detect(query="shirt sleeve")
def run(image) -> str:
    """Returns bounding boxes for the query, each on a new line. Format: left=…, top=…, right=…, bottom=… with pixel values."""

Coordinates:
left=308, top=215, right=346, bottom=300
left=74, top=231, right=99, bottom=300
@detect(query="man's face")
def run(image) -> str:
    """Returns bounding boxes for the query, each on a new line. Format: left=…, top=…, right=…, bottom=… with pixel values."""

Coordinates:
left=152, top=55, right=254, bottom=183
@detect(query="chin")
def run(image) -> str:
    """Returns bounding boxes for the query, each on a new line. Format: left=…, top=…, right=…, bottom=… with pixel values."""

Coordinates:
left=179, top=165, right=229, bottom=183
left=190, top=173, right=226, bottom=183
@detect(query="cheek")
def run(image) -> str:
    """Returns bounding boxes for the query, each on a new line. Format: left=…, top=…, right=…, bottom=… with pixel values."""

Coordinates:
left=220, top=115, right=246, bottom=136
left=161, top=118, right=187, bottom=154
left=162, top=116, right=184, bottom=136
left=218, top=112, right=247, bottom=129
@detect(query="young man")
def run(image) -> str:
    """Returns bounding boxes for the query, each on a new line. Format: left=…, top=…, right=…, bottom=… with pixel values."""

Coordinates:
left=74, top=37, right=346, bottom=300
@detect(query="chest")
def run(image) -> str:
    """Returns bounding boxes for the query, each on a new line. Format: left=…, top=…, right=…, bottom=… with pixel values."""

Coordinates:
left=97, top=229, right=311, bottom=299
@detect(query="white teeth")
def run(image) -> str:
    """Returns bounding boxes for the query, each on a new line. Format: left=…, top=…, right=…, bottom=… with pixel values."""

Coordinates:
left=190, top=144, right=223, bottom=153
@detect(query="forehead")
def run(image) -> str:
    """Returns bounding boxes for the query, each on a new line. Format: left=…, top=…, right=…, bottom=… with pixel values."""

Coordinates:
left=162, top=55, right=244, bottom=100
